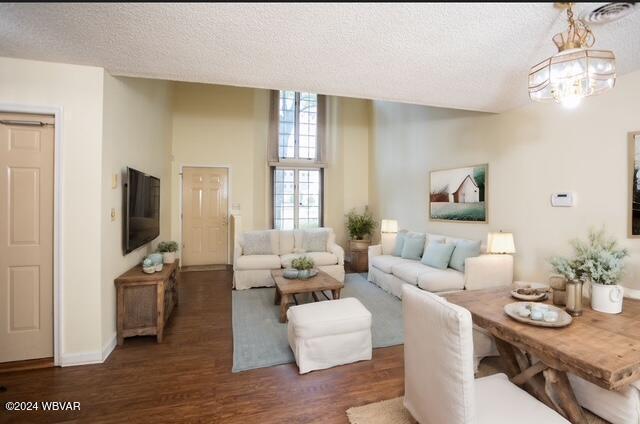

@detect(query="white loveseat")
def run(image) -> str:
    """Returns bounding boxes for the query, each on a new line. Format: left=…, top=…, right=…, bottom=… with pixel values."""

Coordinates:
left=233, top=228, right=345, bottom=290
left=368, top=232, right=513, bottom=299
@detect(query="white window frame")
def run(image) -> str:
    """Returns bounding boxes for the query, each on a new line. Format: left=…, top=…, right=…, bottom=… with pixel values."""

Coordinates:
left=278, top=91, right=318, bottom=161
left=272, top=166, right=323, bottom=230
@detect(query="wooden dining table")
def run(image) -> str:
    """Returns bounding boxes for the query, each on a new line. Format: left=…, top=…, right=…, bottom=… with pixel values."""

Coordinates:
left=446, top=286, right=640, bottom=424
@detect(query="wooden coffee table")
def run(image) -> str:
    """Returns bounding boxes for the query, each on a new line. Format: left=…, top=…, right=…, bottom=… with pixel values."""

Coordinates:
left=271, top=269, right=344, bottom=323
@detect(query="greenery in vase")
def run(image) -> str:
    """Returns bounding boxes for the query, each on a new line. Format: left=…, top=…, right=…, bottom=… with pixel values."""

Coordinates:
left=346, top=208, right=377, bottom=240
left=291, top=256, right=314, bottom=271
left=157, top=241, right=179, bottom=253
left=550, top=228, right=628, bottom=285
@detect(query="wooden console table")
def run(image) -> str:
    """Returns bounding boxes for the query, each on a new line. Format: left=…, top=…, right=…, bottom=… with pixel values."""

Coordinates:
left=115, top=260, right=179, bottom=345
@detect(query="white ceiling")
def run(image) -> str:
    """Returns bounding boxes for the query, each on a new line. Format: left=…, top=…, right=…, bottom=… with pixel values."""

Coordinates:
left=1, top=3, right=639, bottom=112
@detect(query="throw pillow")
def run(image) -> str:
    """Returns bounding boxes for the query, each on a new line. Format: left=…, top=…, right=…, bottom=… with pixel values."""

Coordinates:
left=401, top=236, right=426, bottom=261
left=449, top=240, right=482, bottom=272
left=393, top=230, right=408, bottom=257
left=421, top=243, right=456, bottom=270
left=302, top=229, right=329, bottom=252
left=242, top=231, right=274, bottom=255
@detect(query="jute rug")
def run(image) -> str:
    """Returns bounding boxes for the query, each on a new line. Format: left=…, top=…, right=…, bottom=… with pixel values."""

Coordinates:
left=346, top=357, right=608, bottom=424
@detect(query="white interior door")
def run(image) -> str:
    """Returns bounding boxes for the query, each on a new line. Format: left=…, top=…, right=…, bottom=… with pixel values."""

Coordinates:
left=0, top=113, right=54, bottom=363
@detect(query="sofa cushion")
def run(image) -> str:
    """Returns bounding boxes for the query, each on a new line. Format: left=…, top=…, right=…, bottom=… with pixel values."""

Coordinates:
left=449, top=239, right=481, bottom=272
left=417, top=268, right=465, bottom=292
left=421, top=242, right=456, bottom=270
left=281, top=252, right=338, bottom=268
left=279, top=230, right=295, bottom=255
left=393, top=230, right=408, bottom=257
left=240, top=230, right=279, bottom=255
left=287, top=297, right=371, bottom=339
left=401, top=236, right=426, bottom=260
left=235, top=255, right=281, bottom=270
left=302, top=228, right=330, bottom=252
left=391, top=262, right=433, bottom=285
left=371, top=255, right=410, bottom=273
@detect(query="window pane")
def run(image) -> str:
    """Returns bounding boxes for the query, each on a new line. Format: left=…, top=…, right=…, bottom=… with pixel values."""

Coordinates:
left=279, top=91, right=297, bottom=159
left=274, top=167, right=321, bottom=230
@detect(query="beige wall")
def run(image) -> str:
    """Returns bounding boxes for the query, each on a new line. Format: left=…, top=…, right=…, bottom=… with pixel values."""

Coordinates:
left=370, top=69, right=640, bottom=289
left=170, top=82, right=270, bottom=260
left=101, top=74, right=173, bottom=348
left=325, top=97, right=371, bottom=247
left=0, top=57, right=105, bottom=360
left=170, top=83, right=371, bottom=253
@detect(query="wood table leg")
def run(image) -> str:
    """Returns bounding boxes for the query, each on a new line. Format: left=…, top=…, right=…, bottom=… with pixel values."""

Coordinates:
left=279, top=294, right=289, bottom=323
left=311, top=292, right=320, bottom=302
left=274, top=287, right=281, bottom=305
left=331, top=288, right=341, bottom=299
left=494, top=338, right=522, bottom=378
left=545, top=369, right=587, bottom=424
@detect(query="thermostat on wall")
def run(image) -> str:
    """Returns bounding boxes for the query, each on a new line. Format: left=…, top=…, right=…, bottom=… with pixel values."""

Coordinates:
left=551, top=192, right=575, bottom=207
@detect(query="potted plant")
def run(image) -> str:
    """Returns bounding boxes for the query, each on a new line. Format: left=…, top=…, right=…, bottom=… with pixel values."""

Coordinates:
left=291, top=256, right=315, bottom=280
left=346, top=208, right=377, bottom=252
left=550, top=228, right=628, bottom=314
left=157, top=241, right=179, bottom=264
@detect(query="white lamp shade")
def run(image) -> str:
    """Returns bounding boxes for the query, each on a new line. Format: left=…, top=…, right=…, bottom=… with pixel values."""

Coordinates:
left=381, top=219, right=398, bottom=233
left=488, top=232, right=515, bottom=254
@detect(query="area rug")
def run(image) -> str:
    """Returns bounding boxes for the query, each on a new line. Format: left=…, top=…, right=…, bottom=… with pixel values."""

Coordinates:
left=346, top=358, right=608, bottom=424
left=231, top=273, right=403, bottom=372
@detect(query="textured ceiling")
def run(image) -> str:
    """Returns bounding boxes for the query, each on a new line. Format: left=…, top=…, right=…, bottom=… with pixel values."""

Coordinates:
left=1, top=3, right=639, bottom=112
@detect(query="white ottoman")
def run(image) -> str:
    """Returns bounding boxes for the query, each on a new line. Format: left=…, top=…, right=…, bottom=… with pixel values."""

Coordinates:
left=287, top=297, right=372, bottom=374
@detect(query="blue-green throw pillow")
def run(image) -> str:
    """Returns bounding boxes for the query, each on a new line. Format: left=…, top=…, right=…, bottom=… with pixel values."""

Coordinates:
left=449, top=240, right=481, bottom=272
left=401, top=236, right=426, bottom=260
left=421, top=243, right=456, bottom=270
left=393, top=232, right=408, bottom=256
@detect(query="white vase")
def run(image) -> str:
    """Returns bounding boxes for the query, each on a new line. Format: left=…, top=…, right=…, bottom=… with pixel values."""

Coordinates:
left=163, top=252, right=176, bottom=264
left=590, top=282, right=623, bottom=314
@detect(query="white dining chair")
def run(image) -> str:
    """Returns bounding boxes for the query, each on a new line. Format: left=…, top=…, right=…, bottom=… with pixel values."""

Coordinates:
left=402, top=284, right=569, bottom=424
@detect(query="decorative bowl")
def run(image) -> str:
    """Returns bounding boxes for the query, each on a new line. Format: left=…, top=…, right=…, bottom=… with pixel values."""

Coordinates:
left=297, top=269, right=318, bottom=280
left=511, top=288, right=548, bottom=302
left=155, top=263, right=163, bottom=272
left=504, top=302, right=572, bottom=328
left=143, top=266, right=156, bottom=274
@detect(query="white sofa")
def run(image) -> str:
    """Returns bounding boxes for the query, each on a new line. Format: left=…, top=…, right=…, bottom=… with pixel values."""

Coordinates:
left=233, top=227, right=345, bottom=290
left=368, top=232, right=514, bottom=299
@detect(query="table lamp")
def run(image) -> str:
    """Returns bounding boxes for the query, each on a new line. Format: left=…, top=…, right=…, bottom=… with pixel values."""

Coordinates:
left=487, top=231, right=516, bottom=254
left=381, top=219, right=398, bottom=254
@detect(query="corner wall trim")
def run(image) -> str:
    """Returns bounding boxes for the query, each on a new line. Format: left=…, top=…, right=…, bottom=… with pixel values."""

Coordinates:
left=101, top=334, right=117, bottom=362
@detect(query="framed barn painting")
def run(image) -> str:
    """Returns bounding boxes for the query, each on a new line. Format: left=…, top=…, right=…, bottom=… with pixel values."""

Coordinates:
left=429, top=164, right=488, bottom=223
left=629, top=132, right=640, bottom=237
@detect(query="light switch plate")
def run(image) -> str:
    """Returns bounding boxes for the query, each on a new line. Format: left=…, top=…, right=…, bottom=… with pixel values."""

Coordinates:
left=112, top=174, right=118, bottom=189
left=110, top=208, right=116, bottom=221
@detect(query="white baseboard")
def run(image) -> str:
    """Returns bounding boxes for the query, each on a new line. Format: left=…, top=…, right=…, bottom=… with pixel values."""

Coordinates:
left=59, top=334, right=117, bottom=367
left=59, top=350, right=103, bottom=367
left=101, top=334, right=117, bottom=362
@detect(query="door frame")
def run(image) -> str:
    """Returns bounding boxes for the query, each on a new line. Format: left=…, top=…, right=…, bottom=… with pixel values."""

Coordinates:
left=179, top=164, right=232, bottom=265
left=0, top=103, right=63, bottom=366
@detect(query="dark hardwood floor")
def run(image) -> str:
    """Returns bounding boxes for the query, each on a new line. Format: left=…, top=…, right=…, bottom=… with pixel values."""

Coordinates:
left=0, top=269, right=404, bottom=423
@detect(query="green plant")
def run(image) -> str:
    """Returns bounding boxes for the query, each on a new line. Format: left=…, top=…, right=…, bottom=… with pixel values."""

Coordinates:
left=291, top=256, right=314, bottom=271
left=157, top=241, right=179, bottom=253
left=550, top=228, right=628, bottom=285
left=346, top=209, right=377, bottom=240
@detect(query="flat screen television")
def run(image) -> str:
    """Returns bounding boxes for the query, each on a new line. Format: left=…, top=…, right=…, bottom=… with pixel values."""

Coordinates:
left=123, top=167, right=160, bottom=254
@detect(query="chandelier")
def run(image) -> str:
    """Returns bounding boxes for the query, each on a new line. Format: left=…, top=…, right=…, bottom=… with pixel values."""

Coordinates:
left=528, top=3, right=616, bottom=108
